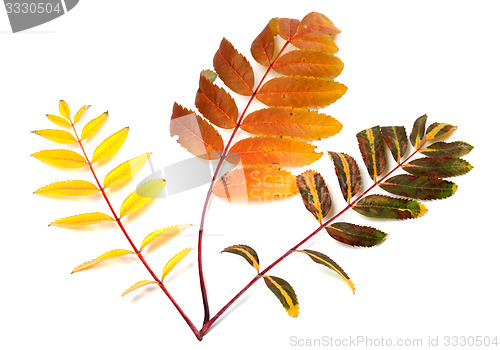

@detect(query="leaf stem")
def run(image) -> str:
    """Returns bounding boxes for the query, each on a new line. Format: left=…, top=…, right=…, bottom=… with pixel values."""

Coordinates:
left=197, top=41, right=291, bottom=325
left=70, top=123, right=202, bottom=340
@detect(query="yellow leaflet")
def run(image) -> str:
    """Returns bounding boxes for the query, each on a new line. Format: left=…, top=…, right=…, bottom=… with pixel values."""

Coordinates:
left=31, top=149, right=87, bottom=168
left=119, top=179, right=165, bottom=218
left=140, top=224, right=192, bottom=252
left=34, top=180, right=99, bottom=196
left=121, top=280, right=158, bottom=297
left=50, top=212, right=114, bottom=227
left=103, top=153, right=151, bottom=189
left=32, top=129, right=77, bottom=144
left=73, top=105, right=91, bottom=124
left=81, top=112, right=108, bottom=141
left=162, top=248, right=193, bottom=281
left=59, top=100, right=70, bottom=120
left=46, top=114, right=71, bottom=127
left=72, top=249, right=135, bottom=273
left=92, top=127, right=129, bottom=163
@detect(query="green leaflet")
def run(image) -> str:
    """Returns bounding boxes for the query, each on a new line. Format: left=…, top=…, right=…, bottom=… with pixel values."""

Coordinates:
left=325, top=222, right=388, bottom=247
left=328, top=152, right=361, bottom=203
left=425, top=122, right=456, bottom=142
left=403, top=157, right=473, bottom=178
left=296, top=170, right=332, bottom=222
left=410, top=114, right=427, bottom=149
left=380, top=126, right=408, bottom=163
left=420, top=141, right=473, bottom=158
left=221, top=245, right=260, bottom=272
left=356, top=126, right=386, bottom=181
left=296, top=249, right=355, bottom=293
left=263, top=275, right=299, bottom=317
left=353, top=194, right=427, bottom=220
left=380, top=174, right=457, bottom=200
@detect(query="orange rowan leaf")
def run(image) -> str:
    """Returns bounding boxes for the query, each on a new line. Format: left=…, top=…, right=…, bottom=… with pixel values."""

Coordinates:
left=72, top=249, right=135, bottom=273
left=290, top=32, right=338, bottom=54
left=119, top=179, right=165, bottom=218
left=273, top=50, right=344, bottom=78
left=121, top=280, right=158, bottom=297
left=81, top=112, right=108, bottom=141
left=213, top=166, right=298, bottom=199
left=103, top=153, right=151, bottom=189
left=295, top=12, right=341, bottom=38
left=241, top=107, right=342, bottom=141
left=34, top=180, right=99, bottom=196
left=251, top=20, right=275, bottom=66
left=213, top=38, right=254, bottom=96
left=91, top=127, right=129, bottom=163
left=195, top=73, right=238, bottom=129
left=50, top=212, right=114, bottom=227
left=46, top=114, right=71, bottom=127
left=256, top=76, right=347, bottom=108
left=73, top=105, right=91, bottom=124
left=59, top=100, right=70, bottom=120
left=170, top=103, right=224, bottom=160
left=229, top=136, right=322, bottom=166
left=31, top=149, right=87, bottom=169
left=277, top=18, right=300, bottom=40
left=161, top=248, right=193, bottom=281
left=32, top=129, right=77, bottom=144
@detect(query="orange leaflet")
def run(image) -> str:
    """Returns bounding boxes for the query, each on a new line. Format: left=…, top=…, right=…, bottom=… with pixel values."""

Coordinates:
left=250, top=21, right=275, bottom=66
left=295, top=12, right=341, bottom=37
left=272, top=49, right=344, bottom=78
left=290, top=32, right=338, bottom=54
left=277, top=18, right=300, bottom=40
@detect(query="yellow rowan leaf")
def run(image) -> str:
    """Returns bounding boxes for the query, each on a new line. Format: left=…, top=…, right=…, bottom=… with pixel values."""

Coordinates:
left=32, top=129, right=77, bottom=144
left=34, top=180, right=99, bottom=196
left=72, top=249, right=135, bottom=273
left=119, top=179, right=166, bottom=218
left=161, top=248, right=193, bottom=281
left=81, top=112, right=108, bottom=141
left=50, top=212, right=115, bottom=227
left=140, top=224, right=192, bottom=252
left=92, top=127, right=129, bottom=163
left=121, top=280, right=158, bottom=297
left=103, top=153, right=151, bottom=189
left=31, top=149, right=87, bottom=169
left=46, top=114, right=71, bottom=127
left=59, top=100, right=70, bottom=120
left=73, top=105, right=91, bottom=124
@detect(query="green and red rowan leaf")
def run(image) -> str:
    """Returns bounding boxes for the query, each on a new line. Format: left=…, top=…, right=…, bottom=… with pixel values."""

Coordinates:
left=272, top=49, right=344, bottom=78
left=328, top=152, right=361, bottom=203
left=380, top=126, right=408, bottom=163
left=353, top=194, right=427, bottom=220
left=356, top=126, right=387, bottom=181
left=380, top=174, right=457, bottom=200
left=410, top=114, right=427, bottom=149
left=296, top=170, right=332, bottom=222
left=420, top=141, right=473, bottom=158
left=402, top=157, right=473, bottom=178
left=221, top=244, right=260, bottom=272
left=325, top=222, right=388, bottom=247
left=251, top=21, right=275, bottom=66
left=425, top=123, right=456, bottom=142
left=263, top=275, right=299, bottom=318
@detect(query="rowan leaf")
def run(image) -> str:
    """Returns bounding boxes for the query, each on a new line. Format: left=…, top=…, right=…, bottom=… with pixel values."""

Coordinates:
left=213, top=166, right=298, bottom=199
left=325, top=222, right=388, bottom=247
left=34, top=180, right=99, bottom=196
left=425, top=123, right=457, bottom=142
left=356, top=126, right=387, bottom=181
left=296, top=249, right=355, bottom=293
left=221, top=244, right=260, bottom=272
left=295, top=12, right=341, bottom=38
left=103, top=153, right=151, bottom=189
left=420, top=141, right=474, bottom=158
left=73, top=105, right=91, bottom=124
left=50, top=212, right=115, bottom=227
left=328, top=152, right=361, bottom=203
left=119, top=179, right=165, bottom=218
left=80, top=112, right=108, bottom=141
left=402, top=157, right=473, bottom=178
left=213, top=38, right=255, bottom=96
left=263, top=275, right=299, bottom=318
left=31, top=149, right=87, bottom=169
left=277, top=18, right=300, bottom=40
left=296, top=170, right=332, bottom=222
left=161, top=248, right=193, bottom=281
left=353, top=194, right=427, bottom=220
left=256, top=76, right=347, bottom=108
left=59, top=100, right=70, bottom=120
left=170, top=103, right=224, bottom=160
left=195, top=73, right=238, bottom=129
left=32, top=129, right=77, bottom=144
left=240, top=107, right=342, bottom=140
left=380, top=126, right=408, bottom=163
left=92, top=127, right=129, bottom=163
left=72, top=249, right=135, bottom=273
left=290, top=32, right=338, bottom=54
left=273, top=49, right=344, bottom=78
left=251, top=21, right=275, bottom=66
left=46, top=114, right=71, bottom=127
left=380, top=174, right=457, bottom=200
left=410, top=114, right=427, bottom=149
left=140, top=224, right=192, bottom=252
left=229, top=136, right=322, bottom=166
left=121, top=280, right=158, bottom=297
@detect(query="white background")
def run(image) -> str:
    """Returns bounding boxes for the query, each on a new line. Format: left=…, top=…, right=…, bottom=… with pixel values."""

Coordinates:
left=1, top=1, right=499, bottom=349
